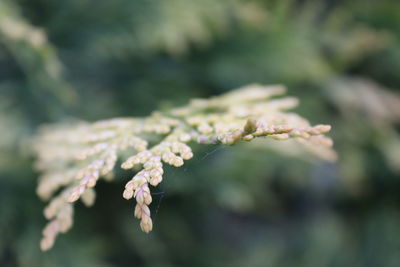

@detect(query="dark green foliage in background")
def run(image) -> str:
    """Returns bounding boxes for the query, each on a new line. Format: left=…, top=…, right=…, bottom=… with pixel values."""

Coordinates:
left=1, top=0, right=400, bottom=266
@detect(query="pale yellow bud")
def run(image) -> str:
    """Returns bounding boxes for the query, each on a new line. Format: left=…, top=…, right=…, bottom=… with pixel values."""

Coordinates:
left=243, top=134, right=254, bottom=141
left=181, top=151, right=193, bottom=160
left=134, top=184, right=151, bottom=205
left=172, top=156, right=184, bottom=167
left=68, top=185, right=85, bottom=203
left=269, top=133, right=290, bottom=140
left=311, top=124, right=331, bottom=135
left=133, top=175, right=148, bottom=188
left=40, top=237, right=54, bottom=251
left=140, top=215, right=153, bottom=233
left=81, top=189, right=96, bottom=207
left=86, top=177, right=97, bottom=188
left=134, top=203, right=142, bottom=219
left=149, top=169, right=163, bottom=186
left=123, top=189, right=134, bottom=200
left=273, top=125, right=292, bottom=133
left=144, top=192, right=152, bottom=205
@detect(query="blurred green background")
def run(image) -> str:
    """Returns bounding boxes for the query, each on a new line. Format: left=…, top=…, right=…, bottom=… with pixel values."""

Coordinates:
left=1, top=0, right=400, bottom=266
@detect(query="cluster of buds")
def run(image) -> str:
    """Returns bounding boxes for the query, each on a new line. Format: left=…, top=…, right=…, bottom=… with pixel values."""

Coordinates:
left=120, top=140, right=194, bottom=232
left=34, top=84, right=335, bottom=250
left=69, top=147, right=117, bottom=203
left=40, top=191, right=73, bottom=251
left=123, top=170, right=153, bottom=232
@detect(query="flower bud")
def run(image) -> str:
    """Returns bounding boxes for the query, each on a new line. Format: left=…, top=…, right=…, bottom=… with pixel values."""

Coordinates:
left=140, top=215, right=153, bottom=233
